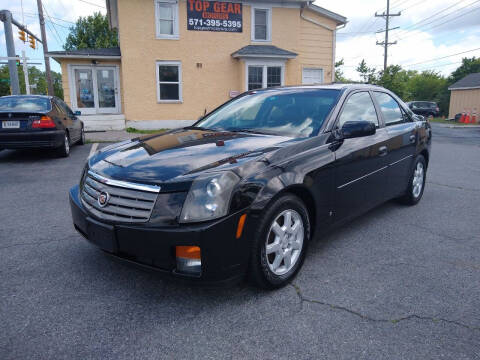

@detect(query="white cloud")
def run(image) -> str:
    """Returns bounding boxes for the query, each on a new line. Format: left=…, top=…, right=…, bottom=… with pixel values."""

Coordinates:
left=316, top=0, right=480, bottom=80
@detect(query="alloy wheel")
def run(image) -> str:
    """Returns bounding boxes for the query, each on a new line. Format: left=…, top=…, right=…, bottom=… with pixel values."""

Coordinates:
left=412, top=162, right=424, bottom=198
left=265, top=209, right=304, bottom=276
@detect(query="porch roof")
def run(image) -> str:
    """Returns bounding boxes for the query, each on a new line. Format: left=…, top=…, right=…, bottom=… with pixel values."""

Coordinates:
left=47, top=47, right=121, bottom=61
left=231, top=45, right=297, bottom=60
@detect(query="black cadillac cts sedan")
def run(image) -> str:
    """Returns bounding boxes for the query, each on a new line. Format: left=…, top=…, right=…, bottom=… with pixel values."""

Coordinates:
left=69, top=84, right=431, bottom=288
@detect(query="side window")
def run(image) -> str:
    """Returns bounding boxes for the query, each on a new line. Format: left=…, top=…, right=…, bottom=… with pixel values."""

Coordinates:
left=58, top=99, right=74, bottom=116
left=52, top=100, right=65, bottom=116
left=338, top=92, right=379, bottom=128
left=373, top=92, right=403, bottom=125
left=252, top=7, right=271, bottom=41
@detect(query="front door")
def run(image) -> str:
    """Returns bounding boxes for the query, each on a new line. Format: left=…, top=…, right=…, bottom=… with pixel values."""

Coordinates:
left=332, top=91, right=389, bottom=222
left=71, top=66, right=120, bottom=114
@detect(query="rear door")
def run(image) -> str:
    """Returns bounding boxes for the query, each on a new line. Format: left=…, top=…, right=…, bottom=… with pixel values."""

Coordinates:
left=59, top=99, right=81, bottom=142
left=372, top=91, right=417, bottom=199
left=332, top=91, right=389, bottom=222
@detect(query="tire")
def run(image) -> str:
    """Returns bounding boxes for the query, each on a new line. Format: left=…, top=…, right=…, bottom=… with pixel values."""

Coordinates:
left=56, top=131, right=70, bottom=158
left=249, top=194, right=311, bottom=289
left=398, top=155, right=426, bottom=205
left=78, top=125, right=86, bottom=145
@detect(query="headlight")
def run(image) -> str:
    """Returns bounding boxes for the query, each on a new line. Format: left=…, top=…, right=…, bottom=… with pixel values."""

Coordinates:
left=179, top=171, right=240, bottom=223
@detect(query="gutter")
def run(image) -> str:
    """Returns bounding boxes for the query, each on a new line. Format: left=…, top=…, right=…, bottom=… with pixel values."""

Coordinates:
left=448, top=86, right=480, bottom=91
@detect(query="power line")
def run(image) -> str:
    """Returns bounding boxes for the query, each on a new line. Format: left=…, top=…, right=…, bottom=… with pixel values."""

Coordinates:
left=77, top=0, right=106, bottom=9
left=394, top=0, right=480, bottom=40
left=43, top=4, right=63, bottom=44
left=396, top=3, right=480, bottom=41
left=403, top=47, right=480, bottom=67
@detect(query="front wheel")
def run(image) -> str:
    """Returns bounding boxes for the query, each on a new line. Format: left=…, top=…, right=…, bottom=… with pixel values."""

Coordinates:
left=249, top=194, right=310, bottom=289
left=398, top=155, right=426, bottom=205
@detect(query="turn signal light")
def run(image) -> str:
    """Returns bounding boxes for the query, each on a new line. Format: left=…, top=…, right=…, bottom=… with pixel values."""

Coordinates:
left=176, top=246, right=201, bottom=275
left=32, top=116, right=56, bottom=129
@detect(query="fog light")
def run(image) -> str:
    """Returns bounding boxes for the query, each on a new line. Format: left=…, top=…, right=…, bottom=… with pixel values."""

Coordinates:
left=176, top=246, right=201, bottom=275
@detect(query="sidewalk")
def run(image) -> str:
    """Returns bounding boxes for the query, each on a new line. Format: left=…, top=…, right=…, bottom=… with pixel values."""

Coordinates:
left=85, top=130, right=142, bottom=143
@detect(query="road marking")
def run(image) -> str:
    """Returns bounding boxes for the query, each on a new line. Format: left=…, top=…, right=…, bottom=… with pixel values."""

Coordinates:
left=88, top=143, right=98, bottom=159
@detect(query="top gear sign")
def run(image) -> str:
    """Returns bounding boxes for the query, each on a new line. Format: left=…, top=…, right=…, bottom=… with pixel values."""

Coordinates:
left=187, top=0, right=243, bottom=33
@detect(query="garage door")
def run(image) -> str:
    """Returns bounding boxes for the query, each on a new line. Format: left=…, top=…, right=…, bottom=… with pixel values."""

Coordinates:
left=302, top=68, right=324, bottom=85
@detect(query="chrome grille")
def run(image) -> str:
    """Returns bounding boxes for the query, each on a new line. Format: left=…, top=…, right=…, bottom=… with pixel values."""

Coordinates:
left=81, top=170, right=160, bottom=223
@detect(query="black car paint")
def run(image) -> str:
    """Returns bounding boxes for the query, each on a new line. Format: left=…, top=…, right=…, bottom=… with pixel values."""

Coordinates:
left=0, top=95, right=83, bottom=149
left=407, top=101, right=440, bottom=118
left=70, top=85, right=432, bottom=284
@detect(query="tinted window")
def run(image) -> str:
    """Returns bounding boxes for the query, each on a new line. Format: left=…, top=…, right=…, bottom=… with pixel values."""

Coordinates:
left=373, top=92, right=403, bottom=125
left=338, top=92, right=378, bottom=128
left=57, top=99, right=74, bottom=116
left=197, top=89, right=340, bottom=137
left=0, top=96, right=51, bottom=112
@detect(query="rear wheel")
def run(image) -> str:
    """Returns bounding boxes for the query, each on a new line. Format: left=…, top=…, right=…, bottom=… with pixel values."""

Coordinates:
left=249, top=194, right=310, bottom=289
left=398, top=155, right=426, bottom=205
left=78, top=125, right=86, bottom=145
left=56, top=131, right=70, bottom=157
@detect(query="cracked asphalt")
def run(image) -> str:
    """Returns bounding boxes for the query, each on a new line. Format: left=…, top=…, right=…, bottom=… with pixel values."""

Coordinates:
left=1, top=123, right=479, bottom=359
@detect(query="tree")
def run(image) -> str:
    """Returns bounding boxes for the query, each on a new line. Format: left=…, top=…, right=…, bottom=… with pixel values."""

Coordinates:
left=64, top=12, right=118, bottom=50
left=376, top=65, right=412, bottom=100
left=0, top=65, right=63, bottom=98
left=448, top=57, right=480, bottom=85
left=406, top=71, right=447, bottom=102
left=356, top=59, right=377, bottom=83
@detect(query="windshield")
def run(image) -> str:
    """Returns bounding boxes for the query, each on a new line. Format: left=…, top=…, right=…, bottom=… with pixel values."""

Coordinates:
left=196, top=89, right=340, bottom=137
left=0, top=97, right=51, bottom=112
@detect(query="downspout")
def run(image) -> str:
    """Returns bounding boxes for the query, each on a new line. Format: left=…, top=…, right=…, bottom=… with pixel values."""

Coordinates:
left=300, top=2, right=346, bottom=83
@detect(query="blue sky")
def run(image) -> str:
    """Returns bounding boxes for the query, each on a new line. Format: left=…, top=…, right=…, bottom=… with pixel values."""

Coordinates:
left=1, top=0, right=480, bottom=80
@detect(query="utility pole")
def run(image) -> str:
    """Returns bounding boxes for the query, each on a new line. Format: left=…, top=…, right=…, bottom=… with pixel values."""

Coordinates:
left=375, top=0, right=401, bottom=71
left=36, top=0, right=54, bottom=96
left=0, top=10, right=20, bottom=95
left=22, top=51, right=30, bottom=95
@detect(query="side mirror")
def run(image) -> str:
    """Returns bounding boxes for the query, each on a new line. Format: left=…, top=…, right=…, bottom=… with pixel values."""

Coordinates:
left=337, top=121, right=376, bottom=140
left=74, top=110, right=81, bottom=116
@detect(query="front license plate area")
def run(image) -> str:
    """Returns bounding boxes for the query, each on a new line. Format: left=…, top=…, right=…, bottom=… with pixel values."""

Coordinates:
left=86, top=218, right=117, bottom=253
left=2, top=121, right=20, bottom=129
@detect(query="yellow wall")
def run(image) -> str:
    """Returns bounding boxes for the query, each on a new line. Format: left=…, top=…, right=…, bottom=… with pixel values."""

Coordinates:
left=58, top=59, right=124, bottom=112
left=116, top=0, right=337, bottom=123
left=449, top=89, right=480, bottom=119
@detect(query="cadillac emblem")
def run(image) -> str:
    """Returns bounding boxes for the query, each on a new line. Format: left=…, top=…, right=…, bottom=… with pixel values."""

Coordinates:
left=98, top=191, right=110, bottom=207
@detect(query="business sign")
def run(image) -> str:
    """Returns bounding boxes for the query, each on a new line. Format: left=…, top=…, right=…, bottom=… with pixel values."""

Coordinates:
left=187, top=0, right=242, bottom=33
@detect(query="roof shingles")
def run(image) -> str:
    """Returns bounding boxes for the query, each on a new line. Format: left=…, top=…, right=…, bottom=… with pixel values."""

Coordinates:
left=449, top=73, right=480, bottom=90
left=232, top=45, right=297, bottom=59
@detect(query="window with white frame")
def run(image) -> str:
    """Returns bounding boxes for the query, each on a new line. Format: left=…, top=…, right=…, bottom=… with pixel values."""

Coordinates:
left=302, top=68, right=324, bottom=85
left=155, top=0, right=179, bottom=38
left=157, top=61, right=182, bottom=102
left=247, top=64, right=283, bottom=91
left=252, top=7, right=271, bottom=41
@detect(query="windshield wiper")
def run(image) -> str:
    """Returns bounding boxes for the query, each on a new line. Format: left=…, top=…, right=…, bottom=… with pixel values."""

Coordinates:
left=226, top=128, right=275, bottom=135
left=184, top=125, right=218, bottom=131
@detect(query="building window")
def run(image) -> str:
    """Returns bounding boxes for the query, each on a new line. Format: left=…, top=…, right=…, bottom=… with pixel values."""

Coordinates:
left=247, top=64, right=283, bottom=91
left=155, top=0, right=179, bottom=39
left=252, top=7, right=271, bottom=41
left=156, top=61, right=182, bottom=102
left=302, top=68, right=324, bottom=85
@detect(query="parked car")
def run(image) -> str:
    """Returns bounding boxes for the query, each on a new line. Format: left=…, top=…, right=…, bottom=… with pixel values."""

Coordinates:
left=406, top=101, right=440, bottom=118
left=0, top=95, right=85, bottom=157
left=69, top=84, right=431, bottom=289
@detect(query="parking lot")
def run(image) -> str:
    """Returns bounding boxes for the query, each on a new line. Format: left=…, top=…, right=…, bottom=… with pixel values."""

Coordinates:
left=1, top=124, right=479, bottom=359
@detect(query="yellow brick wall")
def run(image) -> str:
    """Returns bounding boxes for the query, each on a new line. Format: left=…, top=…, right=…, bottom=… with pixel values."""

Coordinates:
left=116, top=0, right=337, bottom=123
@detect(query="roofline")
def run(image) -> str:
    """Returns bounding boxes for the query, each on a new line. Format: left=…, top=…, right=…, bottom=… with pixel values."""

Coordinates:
left=232, top=54, right=297, bottom=59
left=448, top=86, right=480, bottom=91
left=305, top=3, right=347, bottom=25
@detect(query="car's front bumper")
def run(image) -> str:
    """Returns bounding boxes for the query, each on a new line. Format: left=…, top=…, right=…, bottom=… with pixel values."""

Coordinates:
left=69, top=185, right=253, bottom=285
left=0, top=129, right=64, bottom=149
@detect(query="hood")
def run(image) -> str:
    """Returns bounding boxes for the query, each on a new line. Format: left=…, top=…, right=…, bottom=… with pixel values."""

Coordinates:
left=89, top=129, right=292, bottom=184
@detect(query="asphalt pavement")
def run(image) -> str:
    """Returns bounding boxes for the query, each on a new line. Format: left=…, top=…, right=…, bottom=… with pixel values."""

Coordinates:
left=0, top=123, right=479, bottom=359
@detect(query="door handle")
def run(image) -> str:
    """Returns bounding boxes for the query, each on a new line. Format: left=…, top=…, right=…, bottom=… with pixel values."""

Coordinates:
left=409, top=134, right=416, bottom=143
left=378, top=146, right=388, bottom=157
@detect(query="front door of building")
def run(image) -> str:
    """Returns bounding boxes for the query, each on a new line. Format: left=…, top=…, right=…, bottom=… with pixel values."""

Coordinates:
left=71, top=65, right=120, bottom=114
